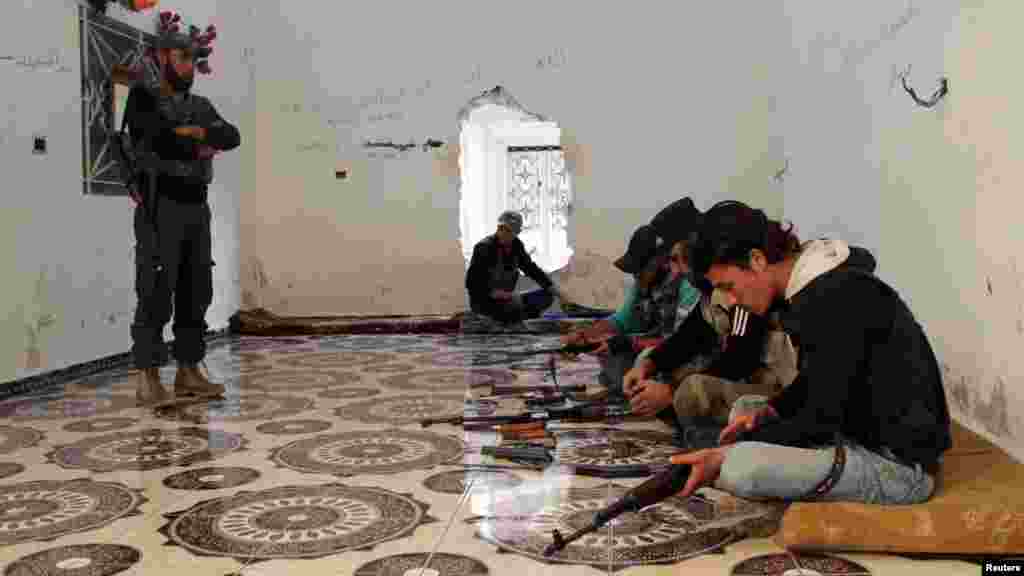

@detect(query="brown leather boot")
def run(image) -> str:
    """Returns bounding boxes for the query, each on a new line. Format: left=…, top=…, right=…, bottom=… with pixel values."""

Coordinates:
left=136, top=367, right=169, bottom=406
left=174, top=363, right=225, bottom=397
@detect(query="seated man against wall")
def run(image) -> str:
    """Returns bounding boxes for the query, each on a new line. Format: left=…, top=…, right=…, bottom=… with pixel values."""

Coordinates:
left=465, top=211, right=573, bottom=326
left=670, top=200, right=951, bottom=505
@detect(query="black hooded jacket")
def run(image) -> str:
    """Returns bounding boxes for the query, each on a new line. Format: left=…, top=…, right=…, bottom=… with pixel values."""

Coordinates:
left=647, top=245, right=878, bottom=383
left=747, top=242, right=951, bottom=473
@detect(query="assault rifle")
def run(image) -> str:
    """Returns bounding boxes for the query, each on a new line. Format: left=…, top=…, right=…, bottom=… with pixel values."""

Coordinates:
left=543, top=463, right=693, bottom=555
left=419, top=402, right=632, bottom=429
left=510, top=340, right=604, bottom=357
left=481, top=445, right=553, bottom=464
left=490, top=383, right=586, bottom=396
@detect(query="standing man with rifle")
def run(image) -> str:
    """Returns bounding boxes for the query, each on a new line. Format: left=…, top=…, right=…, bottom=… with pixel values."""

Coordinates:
left=125, top=28, right=241, bottom=406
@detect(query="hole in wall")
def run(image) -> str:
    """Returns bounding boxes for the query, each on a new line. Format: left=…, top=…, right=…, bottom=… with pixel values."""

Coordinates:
left=456, top=86, right=574, bottom=275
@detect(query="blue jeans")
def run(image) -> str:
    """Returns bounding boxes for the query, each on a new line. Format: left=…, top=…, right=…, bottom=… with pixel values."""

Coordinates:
left=714, top=395, right=937, bottom=505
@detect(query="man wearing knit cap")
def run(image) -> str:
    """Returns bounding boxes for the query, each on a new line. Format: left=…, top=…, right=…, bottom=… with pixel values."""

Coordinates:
left=126, top=28, right=241, bottom=406
left=465, top=210, right=574, bottom=326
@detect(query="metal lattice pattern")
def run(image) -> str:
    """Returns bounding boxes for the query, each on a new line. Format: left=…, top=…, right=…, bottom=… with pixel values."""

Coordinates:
left=548, top=152, right=570, bottom=230
left=79, top=6, right=156, bottom=196
left=507, top=146, right=571, bottom=261
left=509, top=153, right=541, bottom=232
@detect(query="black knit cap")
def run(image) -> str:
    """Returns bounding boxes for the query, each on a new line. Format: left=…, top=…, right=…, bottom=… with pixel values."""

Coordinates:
left=650, top=197, right=700, bottom=247
left=614, top=225, right=666, bottom=274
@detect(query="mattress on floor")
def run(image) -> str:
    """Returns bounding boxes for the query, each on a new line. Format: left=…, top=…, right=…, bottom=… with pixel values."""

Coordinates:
left=233, top=308, right=606, bottom=336
left=232, top=308, right=461, bottom=335
left=776, top=420, right=1024, bottom=556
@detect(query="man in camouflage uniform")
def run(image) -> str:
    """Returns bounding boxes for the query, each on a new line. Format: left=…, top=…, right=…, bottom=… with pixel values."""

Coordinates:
left=126, top=30, right=241, bottom=405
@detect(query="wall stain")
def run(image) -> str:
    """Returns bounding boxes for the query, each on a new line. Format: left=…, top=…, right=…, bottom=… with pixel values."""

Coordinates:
left=242, top=257, right=271, bottom=310
left=972, top=377, right=1012, bottom=438
left=251, top=257, right=270, bottom=289
left=943, top=362, right=1015, bottom=439
left=241, top=289, right=258, bottom=309
left=23, top=268, right=57, bottom=370
left=944, top=366, right=971, bottom=413
left=986, top=277, right=993, bottom=296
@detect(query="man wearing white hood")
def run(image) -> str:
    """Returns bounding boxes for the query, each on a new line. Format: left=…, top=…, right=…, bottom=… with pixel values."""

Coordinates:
left=670, top=201, right=951, bottom=505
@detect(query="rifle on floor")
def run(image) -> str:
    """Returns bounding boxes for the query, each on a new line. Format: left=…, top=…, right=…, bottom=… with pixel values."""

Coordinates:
left=480, top=445, right=553, bottom=464
left=488, top=383, right=586, bottom=396
left=543, top=463, right=694, bottom=555
left=419, top=401, right=632, bottom=429
left=509, top=340, right=604, bottom=357
left=476, top=391, right=574, bottom=406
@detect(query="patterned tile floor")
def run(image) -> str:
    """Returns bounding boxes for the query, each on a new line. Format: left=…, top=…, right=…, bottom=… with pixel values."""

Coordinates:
left=0, top=335, right=981, bottom=575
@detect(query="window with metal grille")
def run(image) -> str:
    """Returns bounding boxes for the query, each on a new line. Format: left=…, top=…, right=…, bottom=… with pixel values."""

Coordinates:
left=506, top=145, right=572, bottom=272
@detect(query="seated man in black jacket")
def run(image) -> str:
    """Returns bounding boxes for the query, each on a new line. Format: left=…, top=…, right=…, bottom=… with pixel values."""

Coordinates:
left=622, top=254, right=792, bottom=446
left=465, top=211, right=573, bottom=325
left=670, top=201, right=951, bottom=505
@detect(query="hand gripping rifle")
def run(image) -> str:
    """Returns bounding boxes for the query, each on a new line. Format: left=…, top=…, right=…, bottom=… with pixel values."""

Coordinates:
left=543, top=463, right=693, bottom=556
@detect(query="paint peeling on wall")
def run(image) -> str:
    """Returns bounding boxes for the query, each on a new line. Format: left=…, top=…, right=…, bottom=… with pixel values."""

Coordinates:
left=972, top=377, right=1012, bottom=438
left=21, top=268, right=58, bottom=370
left=943, top=363, right=1014, bottom=439
left=552, top=249, right=626, bottom=310
left=241, top=256, right=273, bottom=310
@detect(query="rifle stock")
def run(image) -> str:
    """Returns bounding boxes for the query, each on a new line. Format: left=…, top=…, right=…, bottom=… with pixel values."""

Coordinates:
left=543, top=463, right=693, bottom=555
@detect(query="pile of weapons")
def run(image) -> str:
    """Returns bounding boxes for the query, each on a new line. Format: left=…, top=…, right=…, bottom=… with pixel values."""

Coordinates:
left=417, top=340, right=698, bottom=557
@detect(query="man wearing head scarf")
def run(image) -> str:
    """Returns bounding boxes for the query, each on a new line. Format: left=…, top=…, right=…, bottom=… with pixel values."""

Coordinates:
left=125, top=29, right=241, bottom=406
left=465, top=211, right=574, bottom=326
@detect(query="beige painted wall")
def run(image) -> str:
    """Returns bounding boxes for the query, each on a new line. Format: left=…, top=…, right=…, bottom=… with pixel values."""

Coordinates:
left=238, top=2, right=789, bottom=316
left=878, top=2, right=1024, bottom=460
left=773, top=0, right=1023, bottom=461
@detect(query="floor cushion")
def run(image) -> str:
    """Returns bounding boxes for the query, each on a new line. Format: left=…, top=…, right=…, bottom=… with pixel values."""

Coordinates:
left=775, top=420, right=1024, bottom=555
